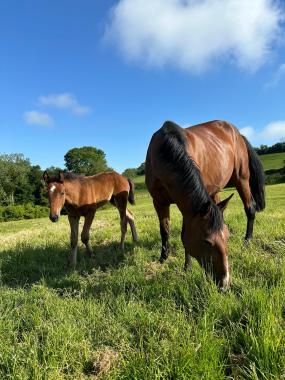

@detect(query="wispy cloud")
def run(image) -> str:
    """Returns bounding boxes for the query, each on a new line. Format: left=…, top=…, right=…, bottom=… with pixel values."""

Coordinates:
left=265, top=63, right=285, bottom=88
left=105, top=0, right=284, bottom=73
left=38, top=93, right=91, bottom=115
left=24, top=110, right=54, bottom=127
left=240, top=120, right=285, bottom=145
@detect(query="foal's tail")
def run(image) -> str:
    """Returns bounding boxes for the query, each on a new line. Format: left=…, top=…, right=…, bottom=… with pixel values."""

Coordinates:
left=242, top=136, right=266, bottom=212
left=127, top=178, right=135, bottom=205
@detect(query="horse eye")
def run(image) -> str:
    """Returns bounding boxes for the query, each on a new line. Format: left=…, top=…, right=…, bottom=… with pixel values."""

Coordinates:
left=61, top=191, right=65, bottom=196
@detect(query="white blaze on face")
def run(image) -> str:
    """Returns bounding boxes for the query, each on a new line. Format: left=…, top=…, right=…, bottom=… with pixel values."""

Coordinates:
left=50, top=185, right=56, bottom=193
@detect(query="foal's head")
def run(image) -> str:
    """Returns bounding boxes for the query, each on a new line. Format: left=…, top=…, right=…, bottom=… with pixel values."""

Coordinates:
left=187, top=194, right=233, bottom=292
left=43, top=171, right=66, bottom=222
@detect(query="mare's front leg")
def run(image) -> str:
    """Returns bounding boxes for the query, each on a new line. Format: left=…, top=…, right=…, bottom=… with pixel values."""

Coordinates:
left=68, top=215, right=80, bottom=267
left=81, top=211, right=95, bottom=257
left=153, top=200, right=170, bottom=263
left=181, top=218, right=191, bottom=271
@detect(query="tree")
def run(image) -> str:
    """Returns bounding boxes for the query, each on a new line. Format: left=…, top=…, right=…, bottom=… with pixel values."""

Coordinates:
left=64, top=147, right=109, bottom=175
left=122, top=162, right=145, bottom=178
left=0, top=154, right=31, bottom=205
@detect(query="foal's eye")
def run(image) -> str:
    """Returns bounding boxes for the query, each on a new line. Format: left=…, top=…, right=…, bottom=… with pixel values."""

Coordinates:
left=61, top=191, right=65, bottom=196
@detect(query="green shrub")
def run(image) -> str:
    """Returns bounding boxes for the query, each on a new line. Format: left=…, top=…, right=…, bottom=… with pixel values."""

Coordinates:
left=0, top=203, right=49, bottom=222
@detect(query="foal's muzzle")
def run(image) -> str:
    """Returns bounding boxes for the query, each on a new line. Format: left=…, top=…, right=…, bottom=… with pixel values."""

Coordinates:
left=50, top=215, right=59, bottom=223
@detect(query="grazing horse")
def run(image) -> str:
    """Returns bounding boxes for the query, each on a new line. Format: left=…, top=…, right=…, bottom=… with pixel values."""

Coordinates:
left=43, top=171, right=138, bottom=266
left=145, top=120, right=265, bottom=290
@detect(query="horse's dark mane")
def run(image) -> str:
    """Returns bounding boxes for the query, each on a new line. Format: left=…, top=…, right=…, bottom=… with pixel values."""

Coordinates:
left=63, top=172, right=85, bottom=181
left=47, top=172, right=84, bottom=183
left=159, top=121, right=223, bottom=232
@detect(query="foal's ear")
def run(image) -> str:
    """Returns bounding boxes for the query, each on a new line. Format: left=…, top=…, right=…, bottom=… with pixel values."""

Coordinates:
left=58, top=171, right=65, bottom=183
left=43, top=170, right=49, bottom=183
left=217, top=193, right=234, bottom=213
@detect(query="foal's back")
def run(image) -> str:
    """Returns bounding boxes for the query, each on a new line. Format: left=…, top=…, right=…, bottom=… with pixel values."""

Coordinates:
left=78, top=171, right=130, bottom=205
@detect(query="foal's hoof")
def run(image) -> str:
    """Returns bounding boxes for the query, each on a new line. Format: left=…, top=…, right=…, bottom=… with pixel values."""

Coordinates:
left=159, top=256, right=167, bottom=264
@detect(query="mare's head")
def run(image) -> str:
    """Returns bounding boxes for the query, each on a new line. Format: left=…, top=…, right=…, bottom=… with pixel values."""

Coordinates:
left=43, top=171, right=66, bottom=222
left=187, top=194, right=233, bottom=292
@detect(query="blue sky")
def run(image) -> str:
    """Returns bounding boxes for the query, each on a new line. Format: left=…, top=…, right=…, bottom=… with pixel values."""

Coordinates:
left=0, top=0, right=285, bottom=172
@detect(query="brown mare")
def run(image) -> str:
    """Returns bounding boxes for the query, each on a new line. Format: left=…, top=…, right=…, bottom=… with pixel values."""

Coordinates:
left=145, top=120, right=265, bottom=290
left=43, top=171, right=138, bottom=266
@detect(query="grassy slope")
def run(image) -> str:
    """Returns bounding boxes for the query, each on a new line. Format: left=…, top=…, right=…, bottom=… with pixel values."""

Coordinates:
left=0, top=185, right=285, bottom=379
left=259, top=152, right=285, bottom=171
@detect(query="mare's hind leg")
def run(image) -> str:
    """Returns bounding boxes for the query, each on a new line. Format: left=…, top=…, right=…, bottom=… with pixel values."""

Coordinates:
left=81, top=211, right=95, bottom=257
left=68, top=215, right=80, bottom=267
left=235, top=178, right=256, bottom=240
left=153, top=199, right=170, bottom=263
left=126, top=209, right=138, bottom=243
left=181, top=218, right=191, bottom=271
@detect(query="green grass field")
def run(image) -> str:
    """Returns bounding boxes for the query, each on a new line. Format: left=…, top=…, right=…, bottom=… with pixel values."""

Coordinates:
left=0, top=184, right=285, bottom=379
left=259, top=152, right=285, bottom=171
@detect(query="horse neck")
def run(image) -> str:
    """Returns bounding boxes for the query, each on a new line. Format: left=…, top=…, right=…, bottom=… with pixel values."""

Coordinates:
left=64, top=180, right=83, bottom=207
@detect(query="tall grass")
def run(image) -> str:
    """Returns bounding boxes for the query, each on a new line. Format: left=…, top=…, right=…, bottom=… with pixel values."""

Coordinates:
left=0, top=184, right=284, bottom=379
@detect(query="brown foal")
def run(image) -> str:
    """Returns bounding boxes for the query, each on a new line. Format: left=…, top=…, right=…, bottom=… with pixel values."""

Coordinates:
left=43, top=171, right=138, bottom=266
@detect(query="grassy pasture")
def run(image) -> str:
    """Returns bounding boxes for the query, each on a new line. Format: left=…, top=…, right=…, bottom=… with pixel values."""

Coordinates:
left=259, top=152, right=285, bottom=171
left=0, top=184, right=285, bottom=379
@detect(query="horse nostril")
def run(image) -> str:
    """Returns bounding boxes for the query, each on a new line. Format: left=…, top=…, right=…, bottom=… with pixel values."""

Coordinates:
left=50, top=215, right=59, bottom=222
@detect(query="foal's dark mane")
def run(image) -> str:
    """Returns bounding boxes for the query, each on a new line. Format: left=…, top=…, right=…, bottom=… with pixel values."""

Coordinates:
left=158, top=121, right=223, bottom=232
left=47, top=172, right=85, bottom=183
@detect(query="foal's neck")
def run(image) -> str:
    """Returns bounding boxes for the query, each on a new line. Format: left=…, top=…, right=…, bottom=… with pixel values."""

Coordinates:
left=64, top=180, right=83, bottom=207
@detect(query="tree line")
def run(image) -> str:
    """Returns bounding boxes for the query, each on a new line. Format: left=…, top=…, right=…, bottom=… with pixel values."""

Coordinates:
left=254, top=141, right=285, bottom=155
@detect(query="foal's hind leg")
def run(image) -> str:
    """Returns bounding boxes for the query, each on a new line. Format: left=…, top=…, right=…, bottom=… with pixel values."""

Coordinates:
left=81, top=211, right=95, bottom=257
left=113, top=194, right=128, bottom=252
left=126, top=209, right=138, bottom=243
left=235, top=178, right=256, bottom=240
left=153, top=200, right=170, bottom=263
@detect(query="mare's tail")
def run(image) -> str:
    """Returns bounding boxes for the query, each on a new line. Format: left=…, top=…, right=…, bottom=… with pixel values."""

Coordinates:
left=242, top=136, right=266, bottom=211
left=127, top=178, right=135, bottom=205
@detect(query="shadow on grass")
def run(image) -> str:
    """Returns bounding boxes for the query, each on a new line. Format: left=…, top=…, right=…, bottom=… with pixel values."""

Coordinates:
left=0, top=241, right=134, bottom=289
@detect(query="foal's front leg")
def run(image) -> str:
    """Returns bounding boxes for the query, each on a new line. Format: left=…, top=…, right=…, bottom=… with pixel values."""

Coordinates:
left=81, top=211, right=95, bottom=257
left=68, top=215, right=80, bottom=267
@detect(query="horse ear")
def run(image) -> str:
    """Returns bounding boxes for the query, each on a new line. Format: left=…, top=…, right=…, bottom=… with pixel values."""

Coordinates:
left=217, top=193, right=234, bottom=213
left=200, top=200, right=211, bottom=216
left=58, top=171, right=65, bottom=183
left=43, top=170, right=49, bottom=183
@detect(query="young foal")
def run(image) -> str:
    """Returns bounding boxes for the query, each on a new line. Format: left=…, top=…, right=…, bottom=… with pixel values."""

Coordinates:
left=43, top=171, right=138, bottom=266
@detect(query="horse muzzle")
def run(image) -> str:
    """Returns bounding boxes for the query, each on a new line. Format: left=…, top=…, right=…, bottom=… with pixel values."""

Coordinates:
left=50, top=215, right=59, bottom=223
left=218, top=272, right=231, bottom=293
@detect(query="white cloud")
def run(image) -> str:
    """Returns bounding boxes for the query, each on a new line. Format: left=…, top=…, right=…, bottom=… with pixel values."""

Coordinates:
left=261, top=120, right=285, bottom=139
left=239, top=126, right=255, bottom=139
left=240, top=120, right=285, bottom=145
left=105, top=0, right=284, bottom=72
left=24, top=111, right=54, bottom=127
left=265, top=63, right=285, bottom=87
left=38, top=93, right=91, bottom=115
